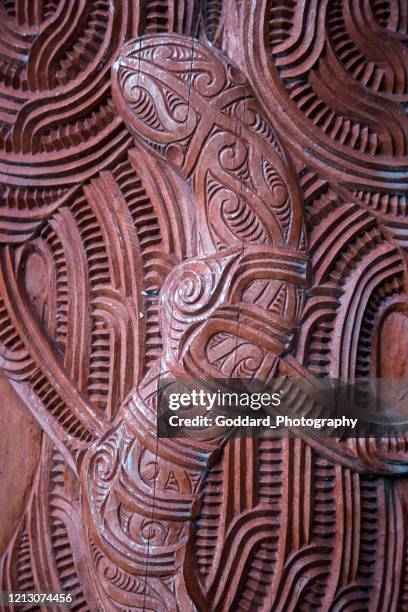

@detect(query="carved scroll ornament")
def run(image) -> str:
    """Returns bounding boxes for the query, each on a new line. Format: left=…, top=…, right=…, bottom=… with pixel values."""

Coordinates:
left=0, top=2, right=408, bottom=611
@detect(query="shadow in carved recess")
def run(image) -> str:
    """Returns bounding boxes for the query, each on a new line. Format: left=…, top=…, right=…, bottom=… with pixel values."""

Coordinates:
left=0, top=1, right=407, bottom=611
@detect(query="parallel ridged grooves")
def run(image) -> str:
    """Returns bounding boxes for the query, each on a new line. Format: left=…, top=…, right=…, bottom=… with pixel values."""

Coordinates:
left=112, top=157, right=163, bottom=369
left=355, top=276, right=403, bottom=378
left=49, top=450, right=90, bottom=610
left=0, top=298, right=25, bottom=352
left=204, top=0, right=223, bottom=42
left=296, top=456, right=336, bottom=609
left=328, top=1, right=385, bottom=94
left=41, top=224, right=68, bottom=350
left=268, top=0, right=296, bottom=48
left=194, top=462, right=223, bottom=581
left=29, top=370, right=93, bottom=442
left=235, top=438, right=283, bottom=610
left=55, top=1, right=110, bottom=86
left=70, top=194, right=111, bottom=410
left=143, top=0, right=170, bottom=33
left=355, top=476, right=378, bottom=606
left=284, top=76, right=380, bottom=155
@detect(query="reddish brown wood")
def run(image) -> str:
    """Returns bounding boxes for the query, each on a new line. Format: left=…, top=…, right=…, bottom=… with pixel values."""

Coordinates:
left=0, top=1, right=407, bottom=610
left=0, top=375, right=41, bottom=556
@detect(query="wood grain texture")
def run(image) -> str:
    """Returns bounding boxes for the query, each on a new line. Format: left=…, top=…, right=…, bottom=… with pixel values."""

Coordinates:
left=0, top=375, right=41, bottom=557
left=0, top=1, right=407, bottom=610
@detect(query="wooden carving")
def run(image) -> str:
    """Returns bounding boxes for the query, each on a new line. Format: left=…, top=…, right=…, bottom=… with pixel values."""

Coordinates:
left=0, top=1, right=408, bottom=611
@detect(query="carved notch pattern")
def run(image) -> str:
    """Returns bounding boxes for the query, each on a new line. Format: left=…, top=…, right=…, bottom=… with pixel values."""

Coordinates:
left=0, top=2, right=408, bottom=611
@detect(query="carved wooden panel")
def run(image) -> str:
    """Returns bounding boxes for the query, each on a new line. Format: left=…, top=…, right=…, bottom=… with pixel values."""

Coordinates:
left=0, top=1, right=407, bottom=610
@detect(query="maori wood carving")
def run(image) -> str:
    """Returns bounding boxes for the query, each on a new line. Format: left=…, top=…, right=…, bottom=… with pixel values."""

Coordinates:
left=0, top=1, right=407, bottom=611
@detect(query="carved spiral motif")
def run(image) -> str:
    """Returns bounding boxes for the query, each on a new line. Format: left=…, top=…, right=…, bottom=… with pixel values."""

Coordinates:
left=119, top=67, right=198, bottom=142
left=219, top=138, right=248, bottom=173
left=113, top=35, right=229, bottom=151
left=172, top=268, right=211, bottom=313
left=1, top=5, right=408, bottom=612
left=161, top=254, right=238, bottom=318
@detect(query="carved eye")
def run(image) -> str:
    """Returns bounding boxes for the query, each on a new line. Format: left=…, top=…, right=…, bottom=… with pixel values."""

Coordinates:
left=140, top=519, right=167, bottom=544
left=120, top=504, right=168, bottom=546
